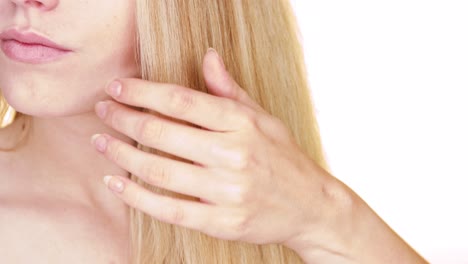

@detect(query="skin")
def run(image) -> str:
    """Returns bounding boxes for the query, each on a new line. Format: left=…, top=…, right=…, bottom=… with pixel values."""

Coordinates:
left=91, top=52, right=429, bottom=264
left=0, top=0, right=137, bottom=263
left=0, top=0, right=429, bottom=263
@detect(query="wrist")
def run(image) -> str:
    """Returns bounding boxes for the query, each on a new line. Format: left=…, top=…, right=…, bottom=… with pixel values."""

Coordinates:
left=283, top=175, right=359, bottom=263
left=283, top=171, right=428, bottom=264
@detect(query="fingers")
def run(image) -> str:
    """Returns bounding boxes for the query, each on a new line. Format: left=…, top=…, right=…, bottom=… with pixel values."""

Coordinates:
left=202, top=48, right=266, bottom=114
left=91, top=133, right=227, bottom=203
left=103, top=78, right=258, bottom=132
left=103, top=174, right=253, bottom=241
left=102, top=175, right=217, bottom=232
left=95, top=100, right=231, bottom=167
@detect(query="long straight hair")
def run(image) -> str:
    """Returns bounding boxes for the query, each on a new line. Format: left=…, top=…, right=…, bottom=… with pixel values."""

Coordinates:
left=0, top=0, right=330, bottom=262
left=130, top=0, right=330, bottom=263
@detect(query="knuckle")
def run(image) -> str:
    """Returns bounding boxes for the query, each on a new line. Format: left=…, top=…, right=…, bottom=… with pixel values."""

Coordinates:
left=108, top=140, right=125, bottom=163
left=228, top=182, right=252, bottom=205
left=138, top=117, right=165, bottom=143
left=168, top=88, right=195, bottom=115
left=165, top=202, right=185, bottom=224
left=132, top=190, right=144, bottom=208
left=237, top=106, right=259, bottom=129
left=127, top=84, right=145, bottom=103
left=141, top=162, right=171, bottom=188
left=230, top=146, right=253, bottom=170
left=107, top=106, right=121, bottom=128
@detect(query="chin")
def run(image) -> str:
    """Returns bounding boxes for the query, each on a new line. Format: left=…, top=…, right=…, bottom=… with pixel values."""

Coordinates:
left=0, top=79, right=102, bottom=118
left=0, top=57, right=138, bottom=118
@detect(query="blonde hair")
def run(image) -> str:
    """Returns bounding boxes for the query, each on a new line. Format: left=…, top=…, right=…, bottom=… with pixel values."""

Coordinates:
left=0, top=0, right=330, bottom=263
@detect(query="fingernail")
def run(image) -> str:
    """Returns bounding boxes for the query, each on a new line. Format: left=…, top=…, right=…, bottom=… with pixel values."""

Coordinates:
left=90, top=134, right=100, bottom=145
left=106, top=81, right=122, bottom=97
left=207, top=47, right=225, bottom=69
left=95, top=101, right=108, bottom=119
left=103, top=175, right=125, bottom=193
left=91, top=134, right=108, bottom=152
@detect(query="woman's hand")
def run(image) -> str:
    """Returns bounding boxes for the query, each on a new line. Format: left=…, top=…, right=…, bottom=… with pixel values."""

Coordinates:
left=90, top=48, right=354, bottom=261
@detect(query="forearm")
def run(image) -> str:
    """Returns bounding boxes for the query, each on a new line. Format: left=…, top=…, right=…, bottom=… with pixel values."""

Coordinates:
left=286, top=178, right=429, bottom=263
left=339, top=184, right=428, bottom=264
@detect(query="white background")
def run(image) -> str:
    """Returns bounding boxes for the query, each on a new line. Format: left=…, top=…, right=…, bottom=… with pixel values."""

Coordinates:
left=291, top=1, right=468, bottom=263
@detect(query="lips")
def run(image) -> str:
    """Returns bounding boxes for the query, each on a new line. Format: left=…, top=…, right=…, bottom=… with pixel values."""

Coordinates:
left=0, top=29, right=71, bottom=51
left=0, top=28, right=72, bottom=64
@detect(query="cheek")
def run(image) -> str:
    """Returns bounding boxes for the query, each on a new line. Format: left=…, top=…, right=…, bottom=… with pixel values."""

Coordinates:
left=0, top=3, right=12, bottom=19
left=88, top=36, right=138, bottom=79
left=78, top=2, right=139, bottom=88
left=98, top=18, right=138, bottom=76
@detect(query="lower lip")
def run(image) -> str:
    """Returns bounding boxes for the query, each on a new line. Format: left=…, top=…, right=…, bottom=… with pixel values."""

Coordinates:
left=0, top=39, right=71, bottom=64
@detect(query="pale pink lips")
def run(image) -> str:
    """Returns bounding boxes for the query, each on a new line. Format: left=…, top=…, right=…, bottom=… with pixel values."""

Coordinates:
left=0, top=29, right=72, bottom=64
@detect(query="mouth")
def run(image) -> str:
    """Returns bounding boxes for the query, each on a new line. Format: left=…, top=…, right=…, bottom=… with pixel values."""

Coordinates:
left=0, top=28, right=73, bottom=64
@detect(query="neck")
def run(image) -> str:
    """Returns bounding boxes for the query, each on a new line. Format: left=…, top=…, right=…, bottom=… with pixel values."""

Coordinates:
left=0, top=110, right=135, bottom=209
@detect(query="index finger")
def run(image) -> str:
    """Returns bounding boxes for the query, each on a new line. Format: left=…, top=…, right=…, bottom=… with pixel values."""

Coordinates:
left=104, top=78, right=255, bottom=132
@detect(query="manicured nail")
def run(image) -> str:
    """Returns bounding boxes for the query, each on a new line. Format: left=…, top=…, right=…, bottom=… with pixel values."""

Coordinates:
left=91, top=134, right=108, bottom=152
left=103, top=175, right=125, bottom=193
left=91, top=134, right=100, bottom=145
left=207, top=47, right=225, bottom=69
left=106, top=81, right=122, bottom=97
left=95, top=101, right=108, bottom=119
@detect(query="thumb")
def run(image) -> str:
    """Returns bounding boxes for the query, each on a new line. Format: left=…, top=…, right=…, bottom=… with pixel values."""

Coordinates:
left=203, top=47, right=264, bottom=113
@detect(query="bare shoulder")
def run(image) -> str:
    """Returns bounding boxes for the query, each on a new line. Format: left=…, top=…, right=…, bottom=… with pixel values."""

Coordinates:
left=0, top=192, right=129, bottom=264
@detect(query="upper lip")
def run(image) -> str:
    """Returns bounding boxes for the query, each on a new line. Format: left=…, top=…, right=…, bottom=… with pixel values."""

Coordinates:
left=0, top=28, right=71, bottom=51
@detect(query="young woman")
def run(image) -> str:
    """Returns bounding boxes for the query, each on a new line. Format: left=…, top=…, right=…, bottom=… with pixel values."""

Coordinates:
left=0, top=0, right=428, bottom=263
